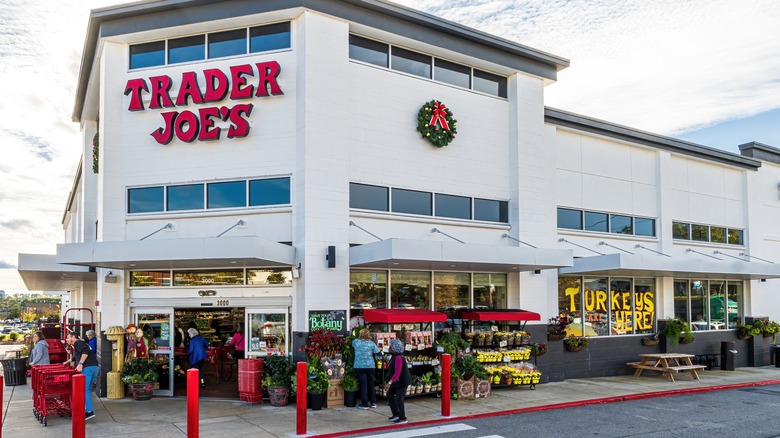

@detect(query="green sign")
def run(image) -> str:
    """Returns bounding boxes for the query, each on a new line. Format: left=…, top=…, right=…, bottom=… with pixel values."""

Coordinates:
left=308, top=310, right=347, bottom=335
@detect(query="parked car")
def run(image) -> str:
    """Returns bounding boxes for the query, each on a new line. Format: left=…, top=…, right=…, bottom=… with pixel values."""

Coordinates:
left=1, top=326, right=12, bottom=334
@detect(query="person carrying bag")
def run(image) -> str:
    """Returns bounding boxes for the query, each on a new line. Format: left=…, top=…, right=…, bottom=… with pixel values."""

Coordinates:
left=385, top=339, right=411, bottom=424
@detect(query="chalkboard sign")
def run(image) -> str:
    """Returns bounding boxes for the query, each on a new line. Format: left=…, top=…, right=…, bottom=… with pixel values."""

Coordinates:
left=308, top=310, right=347, bottom=335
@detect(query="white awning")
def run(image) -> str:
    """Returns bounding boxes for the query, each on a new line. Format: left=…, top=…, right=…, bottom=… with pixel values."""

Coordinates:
left=559, top=253, right=780, bottom=280
left=350, top=238, right=573, bottom=272
left=56, top=236, right=296, bottom=270
left=18, top=254, right=96, bottom=291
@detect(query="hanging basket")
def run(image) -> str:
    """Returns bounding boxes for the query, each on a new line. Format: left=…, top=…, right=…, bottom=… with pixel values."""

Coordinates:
left=737, top=334, right=752, bottom=340
left=547, top=333, right=566, bottom=342
left=565, top=344, right=585, bottom=352
left=641, top=337, right=660, bottom=346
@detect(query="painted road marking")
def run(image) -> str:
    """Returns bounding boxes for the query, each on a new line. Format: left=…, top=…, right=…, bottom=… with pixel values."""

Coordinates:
left=353, top=423, right=476, bottom=438
left=476, top=435, right=506, bottom=438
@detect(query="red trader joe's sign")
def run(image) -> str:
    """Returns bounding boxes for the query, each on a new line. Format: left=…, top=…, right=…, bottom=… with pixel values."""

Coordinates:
left=123, top=61, right=283, bottom=144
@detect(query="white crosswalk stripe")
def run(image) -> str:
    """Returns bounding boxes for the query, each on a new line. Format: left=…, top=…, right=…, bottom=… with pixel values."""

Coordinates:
left=353, top=423, right=476, bottom=438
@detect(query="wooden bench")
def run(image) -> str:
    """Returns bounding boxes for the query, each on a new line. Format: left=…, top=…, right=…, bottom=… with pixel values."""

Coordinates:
left=667, top=365, right=706, bottom=372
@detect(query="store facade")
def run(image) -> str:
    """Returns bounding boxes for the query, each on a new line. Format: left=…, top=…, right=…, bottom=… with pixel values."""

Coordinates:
left=17, top=0, right=780, bottom=393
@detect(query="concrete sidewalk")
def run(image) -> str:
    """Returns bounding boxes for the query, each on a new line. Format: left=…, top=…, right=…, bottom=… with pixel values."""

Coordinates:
left=3, top=366, right=780, bottom=437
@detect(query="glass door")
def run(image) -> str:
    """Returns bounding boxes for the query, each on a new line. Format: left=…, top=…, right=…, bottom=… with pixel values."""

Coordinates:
left=245, top=309, right=289, bottom=357
left=135, top=309, right=174, bottom=396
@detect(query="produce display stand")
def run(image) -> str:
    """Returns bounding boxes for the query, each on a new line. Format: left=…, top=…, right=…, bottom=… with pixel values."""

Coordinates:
left=363, top=309, right=447, bottom=398
left=461, top=309, right=542, bottom=390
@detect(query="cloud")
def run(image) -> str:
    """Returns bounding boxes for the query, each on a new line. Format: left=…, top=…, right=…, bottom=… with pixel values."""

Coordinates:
left=0, top=219, right=32, bottom=230
left=0, top=261, right=17, bottom=270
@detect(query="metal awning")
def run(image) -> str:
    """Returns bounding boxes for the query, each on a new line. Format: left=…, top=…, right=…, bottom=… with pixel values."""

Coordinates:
left=559, top=253, right=780, bottom=280
left=17, top=254, right=96, bottom=291
left=56, top=236, right=296, bottom=270
left=350, top=238, right=573, bottom=272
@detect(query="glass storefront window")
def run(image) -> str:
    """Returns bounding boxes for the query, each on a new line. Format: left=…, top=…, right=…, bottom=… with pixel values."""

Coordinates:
left=247, top=269, right=292, bottom=285
left=350, top=271, right=388, bottom=313
left=608, top=278, right=631, bottom=335
left=690, top=280, right=708, bottom=331
left=173, top=270, right=244, bottom=286
left=473, top=273, right=507, bottom=309
left=434, top=272, right=470, bottom=314
left=130, top=271, right=171, bottom=287
left=558, top=277, right=582, bottom=335
left=247, top=311, right=287, bottom=356
left=727, top=281, right=742, bottom=329
left=390, top=271, right=430, bottom=309
left=633, top=278, right=655, bottom=334
left=708, top=280, right=727, bottom=330
left=673, top=280, right=689, bottom=322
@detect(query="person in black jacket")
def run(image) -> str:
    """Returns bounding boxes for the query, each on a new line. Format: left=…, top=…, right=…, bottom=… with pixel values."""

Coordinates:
left=386, top=339, right=411, bottom=424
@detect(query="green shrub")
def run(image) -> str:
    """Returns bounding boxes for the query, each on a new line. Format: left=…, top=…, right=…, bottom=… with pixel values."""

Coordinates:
left=0, top=334, right=6, bottom=342
left=8, top=332, right=20, bottom=342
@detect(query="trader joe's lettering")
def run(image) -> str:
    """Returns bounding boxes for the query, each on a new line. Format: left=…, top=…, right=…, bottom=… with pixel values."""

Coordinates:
left=123, top=61, right=283, bottom=144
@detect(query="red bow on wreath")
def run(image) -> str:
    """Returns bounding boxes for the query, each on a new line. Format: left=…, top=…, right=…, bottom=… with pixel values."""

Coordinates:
left=428, top=102, right=450, bottom=130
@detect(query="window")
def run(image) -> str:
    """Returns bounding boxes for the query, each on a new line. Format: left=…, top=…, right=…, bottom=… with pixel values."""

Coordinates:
left=247, top=268, right=292, bottom=285
left=391, top=271, right=430, bottom=309
left=168, top=35, right=205, bottom=64
left=473, top=273, right=507, bottom=309
left=249, top=177, right=290, bottom=206
left=434, top=272, right=470, bottom=313
left=584, top=211, right=608, bottom=232
left=349, top=183, right=388, bottom=211
left=434, top=59, right=470, bottom=89
left=392, top=188, right=432, bottom=216
left=473, top=69, right=507, bottom=98
left=673, top=280, right=690, bottom=323
left=634, top=217, right=656, bottom=237
left=610, top=215, right=633, bottom=234
left=167, top=184, right=204, bottom=211
left=691, top=224, right=709, bottom=242
left=249, top=22, right=291, bottom=53
left=676, top=279, right=741, bottom=331
left=129, top=271, right=170, bottom=287
left=348, top=35, right=388, bottom=67
left=173, top=269, right=244, bottom=286
left=130, top=41, right=165, bottom=69
left=350, top=271, right=388, bottom=314
left=710, top=226, right=726, bottom=244
left=559, top=276, right=655, bottom=337
left=207, top=181, right=246, bottom=209
left=672, top=222, right=690, bottom=240
left=727, top=229, right=744, bottom=245
left=435, top=194, right=471, bottom=220
left=391, top=47, right=431, bottom=78
left=474, top=199, right=508, bottom=223
left=557, top=208, right=582, bottom=230
left=128, top=187, right=164, bottom=213
left=208, top=29, right=247, bottom=58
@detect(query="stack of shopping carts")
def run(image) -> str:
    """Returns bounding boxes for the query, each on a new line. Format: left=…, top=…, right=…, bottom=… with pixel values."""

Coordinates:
left=31, top=364, right=76, bottom=426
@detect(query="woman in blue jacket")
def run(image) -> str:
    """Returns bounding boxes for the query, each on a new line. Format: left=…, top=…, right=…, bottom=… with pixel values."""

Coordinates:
left=187, top=328, right=209, bottom=387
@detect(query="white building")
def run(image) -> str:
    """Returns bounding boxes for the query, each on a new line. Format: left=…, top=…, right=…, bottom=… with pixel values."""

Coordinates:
left=18, top=0, right=780, bottom=392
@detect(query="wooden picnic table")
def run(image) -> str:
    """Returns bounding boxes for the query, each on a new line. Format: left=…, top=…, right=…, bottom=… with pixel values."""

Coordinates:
left=627, top=353, right=706, bottom=382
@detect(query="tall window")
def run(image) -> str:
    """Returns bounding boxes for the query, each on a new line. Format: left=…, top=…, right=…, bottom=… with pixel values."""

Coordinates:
left=676, top=279, right=741, bottom=331
left=434, top=272, right=470, bottom=312
left=473, top=274, right=507, bottom=309
left=349, top=271, right=388, bottom=314
left=390, top=271, right=430, bottom=310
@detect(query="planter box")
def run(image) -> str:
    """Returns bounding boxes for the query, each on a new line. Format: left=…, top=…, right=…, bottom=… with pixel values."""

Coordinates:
left=325, top=378, right=343, bottom=408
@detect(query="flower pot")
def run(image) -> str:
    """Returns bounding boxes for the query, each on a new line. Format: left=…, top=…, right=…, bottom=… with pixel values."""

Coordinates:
left=565, top=344, right=586, bottom=352
left=423, top=385, right=431, bottom=393
left=641, top=337, right=660, bottom=346
left=344, top=389, right=357, bottom=407
left=268, top=386, right=290, bottom=407
left=763, top=333, right=774, bottom=338
left=128, top=382, right=154, bottom=401
left=308, top=391, right=325, bottom=410
left=737, top=334, right=752, bottom=340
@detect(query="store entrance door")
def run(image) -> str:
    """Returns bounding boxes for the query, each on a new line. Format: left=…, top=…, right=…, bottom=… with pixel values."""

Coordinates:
left=135, top=309, right=175, bottom=397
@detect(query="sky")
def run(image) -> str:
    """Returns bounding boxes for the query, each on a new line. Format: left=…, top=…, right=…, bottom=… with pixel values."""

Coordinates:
left=1, top=0, right=779, bottom=292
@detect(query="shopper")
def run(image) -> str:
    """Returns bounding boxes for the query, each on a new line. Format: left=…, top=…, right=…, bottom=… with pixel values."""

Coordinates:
left=352, top=328, right=380, bottom=409
left=63, top=332, right=99, bottom=421
left=386, top=339, right=410, bottom=424
left=29, top=331, right=50, bottom=366
left=86, top=330, right=97, bottom=352
left=187, top=327, right=209, bottom=387
left=228, top=323, right=245, bottom=359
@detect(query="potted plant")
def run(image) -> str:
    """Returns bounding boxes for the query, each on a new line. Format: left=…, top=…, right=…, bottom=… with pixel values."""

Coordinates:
left=736, top=323, right=760, bottom=340
left=304, top=328, right=346, bottom=359
left=563, top=335, right=590, bottom=352
left=341, top=370, right=359, bottom=407
left=756, top=320, right=780, bottom=342
left=661, top=318, right=693, bottom=348
left=529, top=342, right=547, bottom=356
left=121, top=358, right=159, bottom=401
left=265, top=355, right=293, bottom=407
left=420, top=372, right=433, bottom=393
left=548, top=314, right=573, bottom=341
left=305, top=361, right=330, bottom=410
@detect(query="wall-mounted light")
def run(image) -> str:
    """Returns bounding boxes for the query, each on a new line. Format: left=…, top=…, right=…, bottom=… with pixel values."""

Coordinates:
left=104, top=271, right=117, bottom=283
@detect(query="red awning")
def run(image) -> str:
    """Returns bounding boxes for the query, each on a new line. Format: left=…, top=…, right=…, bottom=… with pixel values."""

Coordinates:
left=363, top=309, right=448, bottom=323
left=461, top=309, right=541, bottom=322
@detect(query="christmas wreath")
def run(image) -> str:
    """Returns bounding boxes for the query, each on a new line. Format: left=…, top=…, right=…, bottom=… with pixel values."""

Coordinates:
left=416, top=100, right=457, bottom=147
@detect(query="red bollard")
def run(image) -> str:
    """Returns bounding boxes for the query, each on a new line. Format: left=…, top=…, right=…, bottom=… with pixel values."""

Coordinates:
left=296, top=361, right=307, bottom=436
left=72, top=373, right=85, bottom=438
left=441, top=353, right=451, bottom=417
left=187, top=368, right=199, bottom=437
left=1, top=375, right=4, bottom=438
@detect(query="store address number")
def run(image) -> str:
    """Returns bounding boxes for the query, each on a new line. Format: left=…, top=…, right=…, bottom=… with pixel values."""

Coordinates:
left=216, top=299, right=230, bottom=306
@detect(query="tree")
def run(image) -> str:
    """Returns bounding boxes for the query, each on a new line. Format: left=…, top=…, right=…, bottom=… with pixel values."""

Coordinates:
left=9, top=303, right=21, bottom=319
left=21, top=310, right=37, bottom=323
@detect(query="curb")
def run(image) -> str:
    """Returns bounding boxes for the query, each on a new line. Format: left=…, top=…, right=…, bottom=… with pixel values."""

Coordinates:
left=317, top=379, right=780, bottom=437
